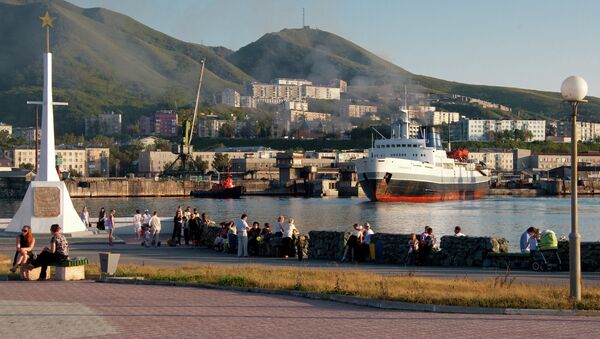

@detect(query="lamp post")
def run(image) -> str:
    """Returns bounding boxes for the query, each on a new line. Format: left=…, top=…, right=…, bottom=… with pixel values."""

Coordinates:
left=560, top=75, right=588, bottom=302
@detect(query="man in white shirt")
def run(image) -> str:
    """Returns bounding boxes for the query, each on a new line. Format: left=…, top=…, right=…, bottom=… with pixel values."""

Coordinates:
left=149, top=211, right=162, bottom=247
left=133, top=209, right=143, bottom=240
left=235, top=214, right=250, bottom=257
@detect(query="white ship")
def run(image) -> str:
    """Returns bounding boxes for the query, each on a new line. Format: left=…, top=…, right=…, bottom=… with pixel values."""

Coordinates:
left=355, top=112, right=490, bottom=202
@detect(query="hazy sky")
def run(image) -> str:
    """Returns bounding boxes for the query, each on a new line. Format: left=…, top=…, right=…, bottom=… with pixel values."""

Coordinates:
left=70, top=0, right=599, bottom=96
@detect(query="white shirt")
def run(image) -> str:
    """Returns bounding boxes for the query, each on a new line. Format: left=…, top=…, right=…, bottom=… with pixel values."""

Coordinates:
left=455, top=232, right=466, bottom=237
left=283, top=223, right=296, bottom=238
left=81, top=211, right=89, bottom=226
left=133, top=213, right=143, bottom=227
left=236, top=219, right=249, bottom=236
left=274, top=221, right=284, bottom=233
left=149, top=215, right=161, bottom=232
left=364, top=229, right=374, bottom=244
left=143, top=213, right=150, bottom=225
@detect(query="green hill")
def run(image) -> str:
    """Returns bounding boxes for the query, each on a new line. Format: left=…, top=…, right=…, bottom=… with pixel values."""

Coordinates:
left=0, top=0, right=252, bottom=133
left=228, top=28, right=600, bottom=121
left=0, top=0, right=598, bottom=136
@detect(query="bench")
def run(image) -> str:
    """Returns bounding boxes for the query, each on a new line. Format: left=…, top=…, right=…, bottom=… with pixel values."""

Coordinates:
left=21, top=258, right=89, bottom=281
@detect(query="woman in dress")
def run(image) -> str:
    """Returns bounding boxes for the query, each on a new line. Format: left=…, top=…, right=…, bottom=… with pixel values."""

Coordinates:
left=10, top=225, right=36, bottom=280
left=81, top=206, right=90, bottom=228
left=133, top=209, right=143, bottom=240
left=171, top=209, right=184, bottom=246
left=106, top=209, right=116, bottom=246
left=97, top=207, right=106, bottom=231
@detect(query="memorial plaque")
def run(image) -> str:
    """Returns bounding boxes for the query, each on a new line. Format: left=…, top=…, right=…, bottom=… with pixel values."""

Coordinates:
left=34, top=187, right=61, bottom=217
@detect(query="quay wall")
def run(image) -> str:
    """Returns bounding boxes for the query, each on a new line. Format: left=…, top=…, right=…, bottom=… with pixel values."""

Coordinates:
left=65, top=179, right=270, bottom=198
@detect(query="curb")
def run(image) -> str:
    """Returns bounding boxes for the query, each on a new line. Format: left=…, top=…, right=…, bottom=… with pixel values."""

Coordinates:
left=95, top=278, right=599, bottom=317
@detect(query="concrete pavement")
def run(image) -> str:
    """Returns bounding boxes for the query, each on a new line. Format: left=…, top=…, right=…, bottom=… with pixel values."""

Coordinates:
left=1, top=281, right=599, bottom=338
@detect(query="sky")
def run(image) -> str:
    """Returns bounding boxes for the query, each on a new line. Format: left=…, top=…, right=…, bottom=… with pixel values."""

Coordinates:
left=70, top=0, right=600, bottom=96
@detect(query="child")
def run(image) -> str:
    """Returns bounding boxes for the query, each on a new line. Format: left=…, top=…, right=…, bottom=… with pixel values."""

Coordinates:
left=142, top=226, right=152, bottom=247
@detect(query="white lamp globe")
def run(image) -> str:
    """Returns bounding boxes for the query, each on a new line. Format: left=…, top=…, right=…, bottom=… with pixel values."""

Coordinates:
left=561, top=76, right=588, bottom=101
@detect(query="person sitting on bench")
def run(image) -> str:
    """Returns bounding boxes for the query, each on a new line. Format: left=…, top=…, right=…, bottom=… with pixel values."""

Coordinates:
left=29, top=224, right=69, bottom=281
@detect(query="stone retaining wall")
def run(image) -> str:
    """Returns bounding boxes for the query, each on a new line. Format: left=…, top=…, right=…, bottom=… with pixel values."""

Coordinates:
left=308, top=231, right=348, bottom=261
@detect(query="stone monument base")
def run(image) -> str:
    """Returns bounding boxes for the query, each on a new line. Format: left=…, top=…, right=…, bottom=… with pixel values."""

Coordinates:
left=7, top=181, right=86, bottom=235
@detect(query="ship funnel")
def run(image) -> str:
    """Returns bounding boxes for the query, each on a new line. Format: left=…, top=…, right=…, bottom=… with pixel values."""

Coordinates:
left=392, top=109, right=410, bottom=139
left=425, top=127, right=444, bottom=150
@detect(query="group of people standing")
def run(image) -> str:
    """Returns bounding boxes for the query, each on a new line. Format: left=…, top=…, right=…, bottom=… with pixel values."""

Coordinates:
left=341, top=222, right=375, bottom=263
left=168, top=206, right=215, bottom=247
left=214, top=214, right=301, bottom=258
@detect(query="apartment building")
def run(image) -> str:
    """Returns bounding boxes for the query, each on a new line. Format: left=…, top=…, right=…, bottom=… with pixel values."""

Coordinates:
left=556, top=121, right=600, bottom=142
left=84, top=112, right=122, bottom=137
left=468, top=150, right=514, bottom=172
left=6, top=147, right=109, bottom=176
left=221, top=89, right=241, bottom=107
left=341, top=103, right=378, bottom=118
left=451, top=119, right=546, bottom=141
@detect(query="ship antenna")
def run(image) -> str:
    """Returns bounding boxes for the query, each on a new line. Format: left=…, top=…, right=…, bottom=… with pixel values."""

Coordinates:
left=371, top=127, right=387, bottom=139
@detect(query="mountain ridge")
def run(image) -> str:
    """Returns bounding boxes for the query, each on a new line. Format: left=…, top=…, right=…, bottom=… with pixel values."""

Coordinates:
left=0, top=0, right=598, bottom=135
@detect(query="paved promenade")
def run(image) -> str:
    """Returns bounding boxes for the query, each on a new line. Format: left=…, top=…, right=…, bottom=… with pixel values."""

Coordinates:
left=0, top=281, right=599, bottom=338
left=1, top=232, right=600, bottom=285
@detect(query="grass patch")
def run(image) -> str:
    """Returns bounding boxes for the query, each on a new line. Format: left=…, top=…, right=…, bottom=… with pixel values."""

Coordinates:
left=2, top=261, right=599, bottom=310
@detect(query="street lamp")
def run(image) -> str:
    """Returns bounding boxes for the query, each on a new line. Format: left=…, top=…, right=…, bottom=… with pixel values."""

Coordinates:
left=560, top=75, right=588, bottom=301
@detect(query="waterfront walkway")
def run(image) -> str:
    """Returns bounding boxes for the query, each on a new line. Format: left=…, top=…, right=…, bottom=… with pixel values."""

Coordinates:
left=1, top=281, right=599, bottom=338
left=2, top=233, right=599, bottom=285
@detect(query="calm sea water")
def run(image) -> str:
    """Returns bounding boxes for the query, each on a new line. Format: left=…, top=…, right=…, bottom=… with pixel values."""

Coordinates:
left=2, top=196, right=599, bottom=248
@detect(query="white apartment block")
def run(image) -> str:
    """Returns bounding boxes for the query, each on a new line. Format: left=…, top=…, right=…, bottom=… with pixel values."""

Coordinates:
left=221, top=89, right=241, bottom=107
left=283, top=101, right=309, bottom=111
left=424, top=111, right=460, bottom=126
left=556, top=121, right=600, bottom=142
left=530, top=153, right=600, bottom=170
left=197, top=119, right=229, bottom=138
left=342, top=103, right=377, bottom=118
left=7, top=147, right=109, bottom=176
left=0, top=123, right=12, bottom=135
left=468, top=150, right=514, bottom=172
left=240, top=96, right=257, bottom=108
left=302, top=85, right=341, bottom=100
left=276, top=78, right=313, bottom=86
left=451, top=119, right=546, bottom=142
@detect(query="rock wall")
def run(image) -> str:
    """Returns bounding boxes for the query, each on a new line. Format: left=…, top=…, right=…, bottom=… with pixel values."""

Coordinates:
left=307, top=231, right=510, bottom=266
left=440, top=235, right=509, bottom=267
left=308, top=231, right=348, bottom=260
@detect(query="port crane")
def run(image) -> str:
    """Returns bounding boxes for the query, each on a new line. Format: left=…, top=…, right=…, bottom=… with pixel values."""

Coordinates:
left=163, top=58, right=206, bottom=177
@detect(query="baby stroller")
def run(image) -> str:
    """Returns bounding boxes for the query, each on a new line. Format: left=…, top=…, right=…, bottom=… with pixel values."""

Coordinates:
left=531, top=230, right=562, bottom=271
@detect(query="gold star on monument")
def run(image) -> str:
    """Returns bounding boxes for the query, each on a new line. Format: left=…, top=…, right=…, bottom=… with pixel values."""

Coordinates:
left=40, top=11, right=54, bottom=28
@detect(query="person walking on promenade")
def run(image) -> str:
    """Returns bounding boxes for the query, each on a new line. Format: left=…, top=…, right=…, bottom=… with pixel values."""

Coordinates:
left=29, top=224, right=68, bottom=281
left=10, top=225, right=36, bottom=278
left=282, top=218, right=298, bottom=259
left=106, top=209, right=116, bottom=246
left=235, top=214, right=250, bottom=257
left=149, top=211, right=162, bottom=247
left=133, top=209, right=143, bottom=240
left=183, top=206, right=192, bottom=245
left=97, top=207, right=106, bottom=231
left=81, top=206, right=90, bottom=228
left=171, top=209, right=184, bottom=246
left=454, top=226, right=465, bottom=237
left=519, top=226, right=536, bottom=253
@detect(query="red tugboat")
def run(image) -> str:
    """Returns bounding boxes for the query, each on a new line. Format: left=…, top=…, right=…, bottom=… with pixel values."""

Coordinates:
left=190, top=168, right=244, bottom=198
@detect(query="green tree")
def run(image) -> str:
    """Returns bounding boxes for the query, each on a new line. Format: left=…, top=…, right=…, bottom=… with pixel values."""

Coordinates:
left=211, top=153, right=230, bottom=173
left=153, top=138, right=171, bottom=151
left=219, top=122, right=236, bottom=138
left=194, top=156, right=209, bottom=174
left=19, top=163, right=34, bottom=171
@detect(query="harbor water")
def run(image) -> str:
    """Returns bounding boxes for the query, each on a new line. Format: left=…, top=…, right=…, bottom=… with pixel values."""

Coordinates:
left=1, top=196, right=599, bottom=248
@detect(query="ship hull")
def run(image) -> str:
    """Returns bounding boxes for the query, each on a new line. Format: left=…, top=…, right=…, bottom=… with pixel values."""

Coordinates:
left=359, top=177, right=489, bottom=202
left=356, top=157, right=490, bottom=203
left=190, top=186, right=244, bottom=199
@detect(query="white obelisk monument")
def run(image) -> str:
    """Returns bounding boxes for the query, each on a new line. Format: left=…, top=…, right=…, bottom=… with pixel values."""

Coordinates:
left=7, top=12, right=86, bottom=234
